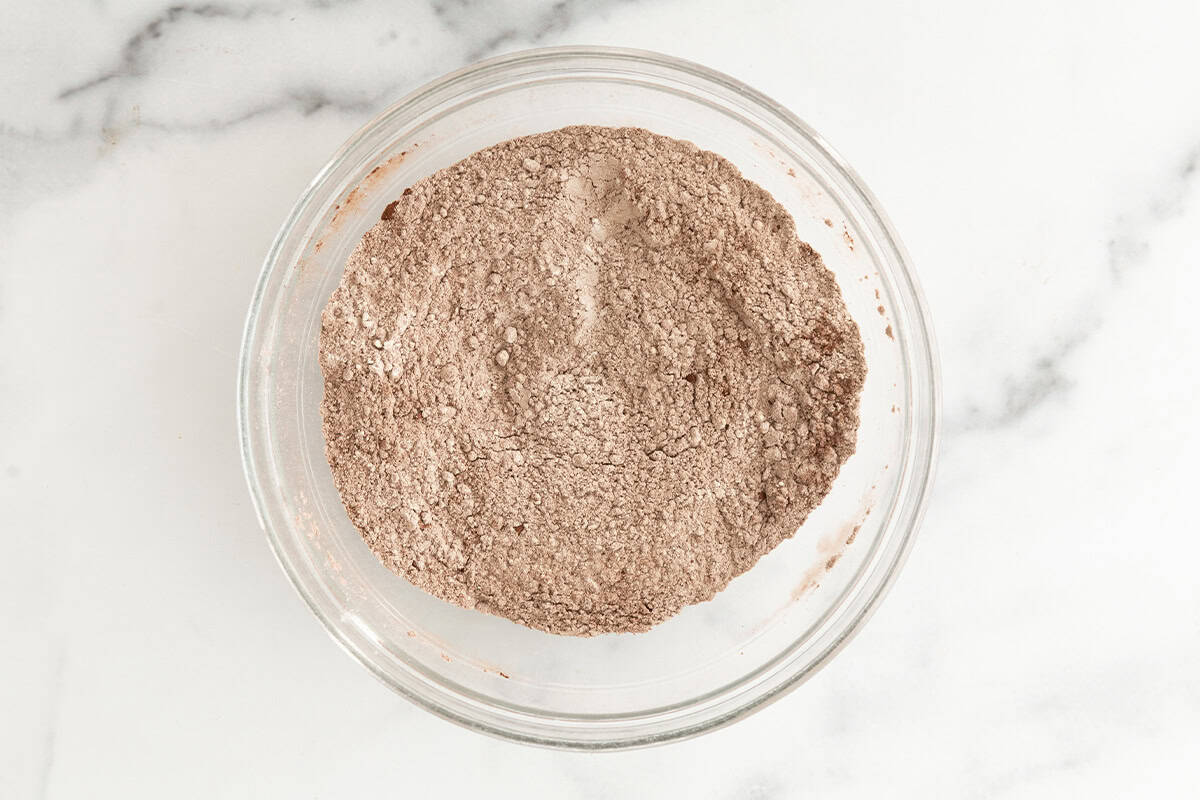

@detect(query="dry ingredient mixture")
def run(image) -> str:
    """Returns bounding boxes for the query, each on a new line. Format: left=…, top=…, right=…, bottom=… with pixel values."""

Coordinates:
left=319, top=126, right=865, bottom=635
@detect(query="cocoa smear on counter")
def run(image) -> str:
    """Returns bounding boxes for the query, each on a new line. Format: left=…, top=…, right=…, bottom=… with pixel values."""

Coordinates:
left=319, top=126, right=865, bottom=635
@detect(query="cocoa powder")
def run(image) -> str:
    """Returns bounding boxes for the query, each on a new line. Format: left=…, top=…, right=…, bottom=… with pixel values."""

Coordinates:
left=319, top=126, right=865, bottom=635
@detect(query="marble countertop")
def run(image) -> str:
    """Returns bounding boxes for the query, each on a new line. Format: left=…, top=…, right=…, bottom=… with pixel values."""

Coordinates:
left=4, top=1, right=1198, bottom=796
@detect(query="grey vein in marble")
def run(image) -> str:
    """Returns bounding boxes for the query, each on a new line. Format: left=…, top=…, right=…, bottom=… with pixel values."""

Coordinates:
left=945, top=140, right=1200, bottom=439
left=946, top=330, right=1085, bottom=438
left=51, top=0, right=641, bottom=136
left=432, top=0, right=639, bottom=62
left=35, top=644, right=65, bottom=800
left=58, top=4, right=275, bottom=101
left=1108, top=144, right=1200, bottom=280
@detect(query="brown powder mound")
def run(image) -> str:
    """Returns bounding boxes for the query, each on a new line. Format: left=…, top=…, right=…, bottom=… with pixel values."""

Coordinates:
left=318, top=126, right=865, bottom=635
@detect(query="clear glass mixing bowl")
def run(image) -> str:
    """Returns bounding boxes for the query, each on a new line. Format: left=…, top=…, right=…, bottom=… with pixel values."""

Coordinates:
left=238, top=47, right=939, bottom=749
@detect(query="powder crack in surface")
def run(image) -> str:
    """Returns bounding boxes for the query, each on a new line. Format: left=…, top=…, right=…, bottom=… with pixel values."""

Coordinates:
left=319, top=126, right=865, bottom=635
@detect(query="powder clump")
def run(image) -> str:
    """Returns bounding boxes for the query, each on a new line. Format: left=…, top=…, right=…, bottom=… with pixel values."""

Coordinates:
left=319, top=125, right=865, bottom=635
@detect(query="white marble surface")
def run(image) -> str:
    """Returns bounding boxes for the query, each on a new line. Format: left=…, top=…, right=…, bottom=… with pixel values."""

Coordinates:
left=4, top=1, right=1199, bottom=796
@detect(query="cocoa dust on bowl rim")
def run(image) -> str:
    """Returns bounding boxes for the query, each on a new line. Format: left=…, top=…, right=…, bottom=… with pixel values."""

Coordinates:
left=238, top=46, right=940, bottom=750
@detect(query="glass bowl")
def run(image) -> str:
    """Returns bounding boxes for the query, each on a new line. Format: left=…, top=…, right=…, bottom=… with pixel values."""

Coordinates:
left=238, top=47, right=939, bottom=749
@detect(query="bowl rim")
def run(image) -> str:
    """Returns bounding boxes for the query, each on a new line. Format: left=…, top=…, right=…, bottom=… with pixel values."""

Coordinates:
left=238, top=44, right=941, bottom=750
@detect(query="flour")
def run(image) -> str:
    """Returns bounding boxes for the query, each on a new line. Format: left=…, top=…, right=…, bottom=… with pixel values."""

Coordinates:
left=319, top=126, right=865, bottom=635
